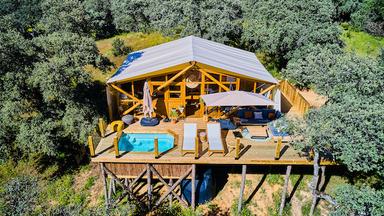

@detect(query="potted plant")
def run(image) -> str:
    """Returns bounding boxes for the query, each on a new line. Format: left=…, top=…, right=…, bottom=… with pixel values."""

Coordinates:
left=169, top=108, right=179, bottom=123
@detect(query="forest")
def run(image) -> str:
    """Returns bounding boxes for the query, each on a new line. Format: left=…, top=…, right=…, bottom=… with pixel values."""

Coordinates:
left=0, top=0, right=383, bottom=215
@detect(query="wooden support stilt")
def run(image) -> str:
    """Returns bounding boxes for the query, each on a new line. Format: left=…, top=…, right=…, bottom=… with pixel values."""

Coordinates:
left=191, top=164, right=196, bottom=210
left=100, top=163, right=109, bottom=207
left=238, top=164, right=247, bottom=214
left=147, top=164, right=152, bottom=209
left=279, top=165, right=292, bottom=216
left=169, top=179, right=173, bottom=206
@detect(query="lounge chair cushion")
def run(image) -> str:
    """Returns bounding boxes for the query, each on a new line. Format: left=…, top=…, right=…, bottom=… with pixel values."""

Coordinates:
left=140, top=117, right=159, bottom=126
left=218, top=119, right=237, bottom=130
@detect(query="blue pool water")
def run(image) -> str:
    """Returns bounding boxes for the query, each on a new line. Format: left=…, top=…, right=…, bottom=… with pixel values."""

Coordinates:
left=118, top=133, right=174, bottom=152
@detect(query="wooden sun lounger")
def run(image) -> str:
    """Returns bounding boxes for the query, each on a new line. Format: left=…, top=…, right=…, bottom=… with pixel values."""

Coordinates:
left=181, top=123, right=198, bottom=155
left=207, top=123, right=226, bottom=156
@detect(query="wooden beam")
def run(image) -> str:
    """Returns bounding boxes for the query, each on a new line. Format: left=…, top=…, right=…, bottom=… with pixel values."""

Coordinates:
left=191, top=164, right=196, bottom=210
left=238, top=164, right=247, bottom=214
left=259, top=84, right=277, bottom=95
left=279, top=165, right=292, bottom=216
left=110, top=84, right=141, bottom=103
left=155, top=167, right=192, bottom=207
left=155, top=64, right=194, bottom=93
left=199, top=69, right=230, bottom=91
left=122, top=102, right=141, bottom=115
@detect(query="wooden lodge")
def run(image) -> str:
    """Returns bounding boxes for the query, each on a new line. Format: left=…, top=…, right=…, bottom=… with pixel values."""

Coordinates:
left=90, top=36, right=333, bottom=213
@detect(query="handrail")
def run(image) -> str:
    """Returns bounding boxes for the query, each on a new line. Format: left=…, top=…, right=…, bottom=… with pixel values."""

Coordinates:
left=279, top=80, right=311, bottom=115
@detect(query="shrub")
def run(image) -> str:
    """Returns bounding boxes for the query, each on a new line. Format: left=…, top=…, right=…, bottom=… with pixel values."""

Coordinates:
left=112, top=38, right=131, bottom=56
left=0, top=176, right=40, bottom=216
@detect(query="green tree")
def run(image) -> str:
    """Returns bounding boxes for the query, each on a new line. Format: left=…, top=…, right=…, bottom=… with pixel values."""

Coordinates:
left=242, top=0, right=340, bottom=65
left=331, top=185, right=384, bottom=216
left=144, top=0, right=243, bottom=44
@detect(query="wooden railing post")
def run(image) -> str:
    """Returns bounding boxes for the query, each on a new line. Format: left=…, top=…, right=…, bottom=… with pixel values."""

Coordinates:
left=113, top=137, right=119, bottom=158
left=194, top=137, right=199, bottom=159
left=99, top=118, right=106, bottom=137
left=235, top=138, right=240, bottom=159
left=88, top=135, right=95, bottom=157
left=154, top=137, right=159, bottom=159
left=275, top=137, right=282, bottom=160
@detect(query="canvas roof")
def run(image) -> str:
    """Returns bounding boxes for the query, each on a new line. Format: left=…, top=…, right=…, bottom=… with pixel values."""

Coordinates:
left=107, top=36, right=277, bottom=84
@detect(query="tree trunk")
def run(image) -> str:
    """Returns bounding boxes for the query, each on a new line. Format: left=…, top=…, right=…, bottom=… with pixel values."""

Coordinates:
left=310, top=150, right=320, bottom=216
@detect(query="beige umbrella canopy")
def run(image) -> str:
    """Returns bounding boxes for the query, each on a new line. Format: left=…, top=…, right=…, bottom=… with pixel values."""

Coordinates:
left=142, top=81, right=154, bottom=118
left=200, top=91, right=276, bottom=107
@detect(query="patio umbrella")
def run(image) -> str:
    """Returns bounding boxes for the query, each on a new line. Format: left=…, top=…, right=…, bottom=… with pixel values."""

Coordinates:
left=200, top=90, right=276, bottom=107
left=142, top=81, right=154, bottom=118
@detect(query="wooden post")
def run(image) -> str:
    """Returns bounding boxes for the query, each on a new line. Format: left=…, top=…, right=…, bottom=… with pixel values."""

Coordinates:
left=236, top=78, right=240, bottom=90
left=194, top=137, right=199, bottom=159
left=99, top=118, right=105, bottom=137
left=147, top=164, right=152, bottom=210
left=88, top=135, right=95, bottom=157
left=238, top=165, right=247, bottom=214
left=275, top=137, right=282, bottom=160
left=169, top=179, right=173, bottom=206
left=279, top=165, right=292, bottom=216
left=253, top=82, right=257, bottom=93
left=108, top=178, right=113, bottom=199
left=191, top=164, right=196, bottom=210
left=100, top=163, right=109, bottom=207
left=235, top=138, right=240, bottom=159
left=113, top=137, right=119, bottom=158
left=154, top=137, right=159, bottom=158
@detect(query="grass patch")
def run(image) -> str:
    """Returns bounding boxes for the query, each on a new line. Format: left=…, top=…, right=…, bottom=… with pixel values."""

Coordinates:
left=301, top=200, right=321, bottom=216
left=267, top=189, right=292, bottom=216
left=86, top=32, right=175, bottom=83
left=266, top=174, right=284, bottom=186
left=230, top=200, right=253, bottom=216
left=341, top=23, right=384, bottom=58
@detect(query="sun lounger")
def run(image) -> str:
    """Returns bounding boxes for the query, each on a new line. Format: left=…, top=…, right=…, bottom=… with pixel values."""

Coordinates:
left=207, top=123, right=226, bottom=156
left=181, top=123, right=198, bottom=155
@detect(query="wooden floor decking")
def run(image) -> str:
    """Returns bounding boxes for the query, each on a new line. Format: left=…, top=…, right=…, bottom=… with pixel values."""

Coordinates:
left=92, top=118, right=334, bottom=165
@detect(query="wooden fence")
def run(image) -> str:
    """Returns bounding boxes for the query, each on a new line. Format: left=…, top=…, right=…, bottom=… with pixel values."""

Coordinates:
left=279, top=80, right=311, bottom=115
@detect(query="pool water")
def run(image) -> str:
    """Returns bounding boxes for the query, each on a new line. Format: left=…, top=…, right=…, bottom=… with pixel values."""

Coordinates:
left=118, top=133, right=174, bottom=152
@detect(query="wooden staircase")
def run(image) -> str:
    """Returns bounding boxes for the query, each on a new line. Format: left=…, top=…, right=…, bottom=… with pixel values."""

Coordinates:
left=279, top=80, right=311, bottom=115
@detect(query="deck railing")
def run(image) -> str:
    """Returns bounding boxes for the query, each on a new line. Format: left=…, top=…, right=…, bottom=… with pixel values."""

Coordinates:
left=279, top=80, right=311, bottom=115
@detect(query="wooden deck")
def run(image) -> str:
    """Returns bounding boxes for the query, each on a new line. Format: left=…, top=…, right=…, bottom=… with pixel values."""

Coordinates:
left=92, top=118, right=334, bottom=165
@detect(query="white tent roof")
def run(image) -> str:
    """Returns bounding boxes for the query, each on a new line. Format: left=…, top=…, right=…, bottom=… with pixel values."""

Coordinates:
left=201, top=91, right=276, bottom=107
left=107, top=36, right=277, bottom=84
